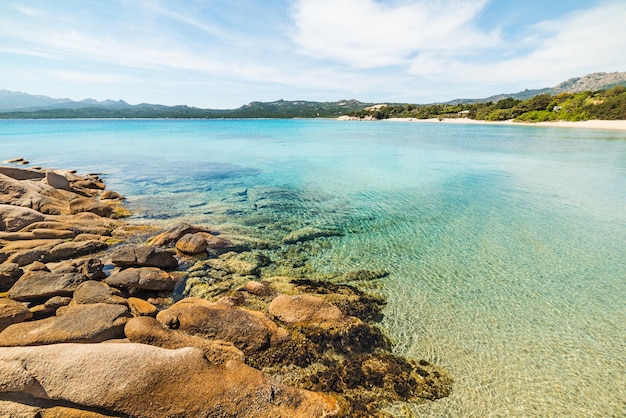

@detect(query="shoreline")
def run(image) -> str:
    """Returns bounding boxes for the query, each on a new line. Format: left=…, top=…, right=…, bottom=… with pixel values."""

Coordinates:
left=374, top=117, right=626, bottom=131
left=0, top=160, right=452, bottom=416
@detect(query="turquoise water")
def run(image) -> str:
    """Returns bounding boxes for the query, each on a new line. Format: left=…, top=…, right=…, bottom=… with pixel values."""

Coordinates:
left=2, top=119, right=625, bottom=416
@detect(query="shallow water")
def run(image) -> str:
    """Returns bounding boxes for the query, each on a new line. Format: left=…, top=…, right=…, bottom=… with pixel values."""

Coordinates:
left=2, top=119, right=625, bottom=416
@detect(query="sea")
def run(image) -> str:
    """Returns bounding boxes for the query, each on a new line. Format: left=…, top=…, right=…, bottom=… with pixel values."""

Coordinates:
left=2, top=118, right=625, bottom=417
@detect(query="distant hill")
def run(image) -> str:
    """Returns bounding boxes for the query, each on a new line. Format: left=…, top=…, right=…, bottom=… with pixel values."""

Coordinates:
left=1, top=71, right=624, bottom=118
left=446, top=72, right=626, bottom=104
left=0, top=95, right=371, bottom=119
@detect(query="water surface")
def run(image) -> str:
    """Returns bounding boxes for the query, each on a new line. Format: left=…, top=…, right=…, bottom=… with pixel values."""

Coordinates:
left=2, top=119, right=625, bottom=416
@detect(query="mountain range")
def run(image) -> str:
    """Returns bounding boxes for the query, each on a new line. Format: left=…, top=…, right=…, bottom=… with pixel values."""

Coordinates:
left=1, top=72, right=624, bottom=118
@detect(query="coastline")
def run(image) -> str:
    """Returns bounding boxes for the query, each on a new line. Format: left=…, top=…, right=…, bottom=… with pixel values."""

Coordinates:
left=381, top=117, right=626, bottom=131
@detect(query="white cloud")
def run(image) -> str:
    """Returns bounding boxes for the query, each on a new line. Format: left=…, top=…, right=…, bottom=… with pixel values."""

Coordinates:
left=291, top=0, right=497, bottom=68
left=407, top=2, right=626, bottom=89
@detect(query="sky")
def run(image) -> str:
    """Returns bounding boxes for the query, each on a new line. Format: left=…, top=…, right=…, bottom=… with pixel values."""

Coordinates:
left=1, top=0, right=625, bottom=108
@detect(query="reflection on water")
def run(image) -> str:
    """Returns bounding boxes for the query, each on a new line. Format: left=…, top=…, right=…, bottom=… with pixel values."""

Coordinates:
left=2, top=119, right=625, bottom=416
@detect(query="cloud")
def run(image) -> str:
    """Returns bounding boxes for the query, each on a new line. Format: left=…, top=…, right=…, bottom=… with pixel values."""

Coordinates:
left=291, top=0, right=497, bottom=68
left=407, top=1, right=626, bottom=89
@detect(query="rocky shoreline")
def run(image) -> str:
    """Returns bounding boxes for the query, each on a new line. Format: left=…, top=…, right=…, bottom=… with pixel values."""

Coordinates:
left=0, top=160, right=452, bottom=417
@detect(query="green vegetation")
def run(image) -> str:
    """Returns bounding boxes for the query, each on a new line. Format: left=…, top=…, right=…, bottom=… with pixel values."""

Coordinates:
left=345, top=86, right=626, bottom=122
left=0, top=99, right=371, bottom=119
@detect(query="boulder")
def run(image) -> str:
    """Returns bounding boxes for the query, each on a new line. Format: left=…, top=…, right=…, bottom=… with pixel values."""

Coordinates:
left=269, top=294, right=346, bottom=327
left=243, top=280, right=276, bottom=296
left=105, top=267, right=176, bottom=292
left=29, top=296, right=72, bottom=319
left=175, top=233, right=208, bottom=254
left=72, top=281, right=127, bottom=306
left=156, top=297, right=290, bottom=355
left=0, top=262, right=22, bottom=291
left=125, top=316, right=244, bottom=364
left=0, top=173, right=70, bottom=215
left=147, top=222, right=212, bottom=247
left=127, top=297, right=157, bottom=317
left=31, top=228, right=75, bottom=239
left=69, top=197, right=113, bottom=217
left=0, top=166, right=45, bottom=180
left=100, top=190, right=124, bottom=200
left=51, top=258, right=106, bottom=281
left=0, top=303, right=130, bottom=346
left=45, top=171, right=70, bottom=191
left=0, top=343, right=341, bottom=417
left=8, top=270, right=90, bottom=301
left=45, top=240, right=108, bottom=262
left=110, top=245, right=178, bottom=270
left=0, top=298, right=32, bottom=332
left=0, top=204, right=45, bottom=232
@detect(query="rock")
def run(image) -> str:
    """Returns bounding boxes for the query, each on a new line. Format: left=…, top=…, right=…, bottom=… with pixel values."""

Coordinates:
left=175, top=233, right=208, bottom=254
left=29, top=296, right=72, bottom=319
left=0, top=204, right=45, bottom=232
left=72, top=178, right=105, bottom=190
left=0, top=303, right=130, bottom=346
left=100, top=190, right=124, bottom=200
left=31, top=228, right=75, bottom=239
left=0, top=173, right=70, bottom=215
left=125, top=316, right=244, bottom=364
left=0, top=298, right=32, bottom=332
left=8, top=270, right=90, bottom=301
left=105, top=267, right=176, bottom=292
left=156, top=297, right=290, bottom=355
left=0, top=166, right=45, bottom=180
left=283, top=227, right=343, bottom=244
left=46, top=239, right=108, bottom=262
left=0, top=262, right=22, bottom=291
left=69, top=197, right=113, bottom=217
left=127, top=297, right=157, bottom=317
left=207, top=251, right=270, bottom=276
left=341, top=269, right=389, bottom=282
left=72, top=281, right=127, bottom=305
left=243, top=280, right=276, bottom=296
left=147, top=222, right=212, bottom=247
left=269, top=294, right=346, bottom=327
left=45, top=171, right=70, bottom=190
left=110, top=245, right=178, bottom=270
left=0, top=343, right=341, bottom=417
left=50, top=258, right=106, bottom=281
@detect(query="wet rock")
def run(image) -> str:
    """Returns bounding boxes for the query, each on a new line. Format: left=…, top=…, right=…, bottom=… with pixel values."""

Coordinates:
left=127, top=297, right=157, bottom=317
left=8, top=270, right=90, bottom=301
left=45, top=171, right=70, bottom=191
left=269, top=294, right=346, bottom=327
left=157, top=297, right=290, bottom=355
left=243, top=280, right=276, bottom=296
left=72, top=281, right=127, bottom=305
left=100, top=190, right=124, bottom=200
left=110, top=245, right=178, bottom=270
left=0, top=303, right=130, bottom=346
left=69, top=197, right=113, bottom=217
left=0, top=262, right=22, bottom=291
left=147, top=222, right=213, bottom=247
left=125, top=316, right=244, bottom=364
left=175, top=232, right=208, bottom=254
left=283, top=227, right=343, bottom=244
left=0, top=204, right=46, bottom=232
left=0, top=298, right=32, bottom=332
left=0, top=343, right=341, bottom=417
left=105, top=267, right=176, bottom=292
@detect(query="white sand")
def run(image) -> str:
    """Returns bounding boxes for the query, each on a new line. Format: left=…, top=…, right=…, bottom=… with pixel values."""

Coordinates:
left=381, top=117, right=626, bottom=131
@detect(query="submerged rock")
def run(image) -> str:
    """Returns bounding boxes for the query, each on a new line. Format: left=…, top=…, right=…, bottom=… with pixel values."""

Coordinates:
left=283, top=227, right=343, bottom=244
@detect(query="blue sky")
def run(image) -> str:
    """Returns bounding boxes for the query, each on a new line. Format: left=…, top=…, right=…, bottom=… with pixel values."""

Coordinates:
left=1, top=0, right=624, bottom=108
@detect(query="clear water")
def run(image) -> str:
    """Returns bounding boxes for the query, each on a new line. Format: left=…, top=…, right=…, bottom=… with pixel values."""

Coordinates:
left=2, top=119, right=625, bottom=416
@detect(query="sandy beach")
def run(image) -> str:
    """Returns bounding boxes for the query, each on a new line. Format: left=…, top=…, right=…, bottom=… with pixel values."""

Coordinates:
left=382, top=117, right=626, bottom=131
